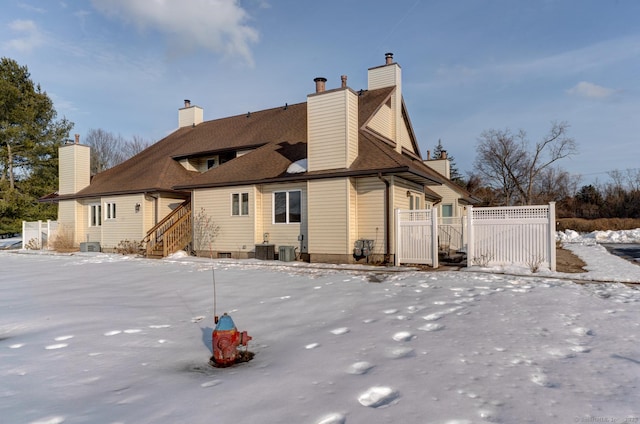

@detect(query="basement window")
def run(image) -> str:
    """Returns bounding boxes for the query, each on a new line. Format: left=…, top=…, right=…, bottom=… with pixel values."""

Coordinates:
left=273, top=190, right=301, bottom=224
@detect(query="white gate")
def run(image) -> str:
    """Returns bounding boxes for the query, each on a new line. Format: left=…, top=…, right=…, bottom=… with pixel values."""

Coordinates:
left=395, top=209, right=438, bottom=267
left=22, top=220, right=58, bottom=250
left=466, top=203, right=556, bottom=271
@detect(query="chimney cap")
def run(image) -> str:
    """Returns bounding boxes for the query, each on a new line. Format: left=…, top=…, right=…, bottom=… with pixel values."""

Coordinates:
left=385, top=52, right=394, bottom=65
left=314, top=77, right=327, bottom=93
left=184, top=99, right=191, bottom=108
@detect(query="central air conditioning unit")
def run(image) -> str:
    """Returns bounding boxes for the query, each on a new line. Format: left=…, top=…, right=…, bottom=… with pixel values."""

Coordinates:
left=80, top=242, right=101, bottom=252
left=255, top=244, right=275, bottom=260
left=278, top=246, right=296, bottom=262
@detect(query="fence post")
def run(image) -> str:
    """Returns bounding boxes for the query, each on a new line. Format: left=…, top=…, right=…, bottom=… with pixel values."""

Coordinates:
left=22, top=221, right=26, bottom=249
left=466, top=206, right=474, bottom=264
left=548, top=202, right=556, bottom=271
left=431, top=208, right=439, bottom=269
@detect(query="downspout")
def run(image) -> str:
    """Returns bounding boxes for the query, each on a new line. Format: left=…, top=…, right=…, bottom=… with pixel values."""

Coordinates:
left=377, top=173, right=391, bottom=264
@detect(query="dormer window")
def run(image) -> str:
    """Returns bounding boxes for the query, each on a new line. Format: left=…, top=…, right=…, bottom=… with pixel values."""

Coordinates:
left=206, top=157, right=218, bottom=169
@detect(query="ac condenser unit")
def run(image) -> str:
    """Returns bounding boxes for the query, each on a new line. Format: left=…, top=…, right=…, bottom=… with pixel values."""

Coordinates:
left=278, top=245, right=296, bottom=262
left=80, top=242, right=101, bottom=252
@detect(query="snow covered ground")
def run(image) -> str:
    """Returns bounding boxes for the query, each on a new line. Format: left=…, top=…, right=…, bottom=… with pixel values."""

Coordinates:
left=1, top=231, right=640, bottom=424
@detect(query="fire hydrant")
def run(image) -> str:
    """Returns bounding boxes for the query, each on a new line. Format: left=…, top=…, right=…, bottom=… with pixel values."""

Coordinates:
left=211, top=313, right=252, bottom=367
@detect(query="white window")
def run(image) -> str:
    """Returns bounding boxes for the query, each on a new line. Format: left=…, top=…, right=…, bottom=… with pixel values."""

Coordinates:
left=105, top=202, right=116, bottom=220
left=90, top=204, right=102, bottom=227
left=409, top=193, right=422, bottom=210
left=273, top=190, right=301, bottom=224
left=441, top=204, right=453, bottom=218
left=231, top=193, right=249, bottom=216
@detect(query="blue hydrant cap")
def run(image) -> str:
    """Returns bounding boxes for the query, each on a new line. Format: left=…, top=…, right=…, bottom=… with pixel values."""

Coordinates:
left=215, top=313, right=236, bottom=331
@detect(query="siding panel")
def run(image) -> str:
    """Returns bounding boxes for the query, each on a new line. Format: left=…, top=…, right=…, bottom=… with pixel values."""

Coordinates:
left=308, top=179, right=349, bottom=254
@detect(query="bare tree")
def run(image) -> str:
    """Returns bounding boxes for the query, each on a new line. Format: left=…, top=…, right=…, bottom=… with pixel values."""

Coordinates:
left=474, top=121, right=577, bottom=205
left=84, top=129, right=152, bottom=174
left=123, top=135, right=151, bottom=158
left=84, top=129, right=126, bottom=174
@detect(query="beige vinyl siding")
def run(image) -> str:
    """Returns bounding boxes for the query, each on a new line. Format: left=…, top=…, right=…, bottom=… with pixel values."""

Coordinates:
left=392, top=178, right=425, bottom=210
left=346, top=91, right=358, bottom=167
left=431, top=185, right=461, bottom=217
left=158, top=197, right=185, bottom=221
left=178, top=106, right=203, bottom=128
left=308, top=178, right=350, bottom=254
left=100, top=195, right=146, bottom=249
left=307, top=89, right=358, bottom=171
left=368, top=64, right=401, bottom=90
left=260, top=183, right=306, bottom=249
left=193, top=186, right=256, bottom=254
left=255, top=187, right=264, bottom=247
left=424, top=159, right=450, bottom=179
left=348, top=179, right=357, bottom=250
left=368, top=64, right=403, bottom=152
left=398, top=117, right=414, bottom=154
left=82, top=198, right=101, bottom=244
left=355, top=177, right=386, bottom=256
left=367, top=102, right=392, bottom=139
left=143, top=196, right=155, bottom=231
left=179, top=158, right=198, bottom=172
left=58, top=144, right=90, bottom=195
left=57, top=200, right=85, bottom=245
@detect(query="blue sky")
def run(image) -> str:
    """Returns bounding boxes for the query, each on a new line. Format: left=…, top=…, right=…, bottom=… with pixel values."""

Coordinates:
left=2, top=0, right=639, bottom=185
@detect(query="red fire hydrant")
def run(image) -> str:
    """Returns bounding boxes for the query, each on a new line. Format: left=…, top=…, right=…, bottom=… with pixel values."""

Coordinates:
left=211, top=313, right=252, bottom=367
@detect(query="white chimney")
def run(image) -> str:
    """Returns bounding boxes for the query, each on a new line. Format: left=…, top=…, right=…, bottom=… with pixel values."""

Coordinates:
left=178, top=99, right=203, bottom=128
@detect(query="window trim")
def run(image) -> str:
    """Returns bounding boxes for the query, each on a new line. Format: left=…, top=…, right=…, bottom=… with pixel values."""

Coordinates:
left=105, top=202, right=116, bottom=220
left=273, top=190, right=301, bottom=224
left=441, top=203, right=454, bottom=218
left=231, top=192, right=249, bottom=216
left=89, top=203, right=102, bottom=227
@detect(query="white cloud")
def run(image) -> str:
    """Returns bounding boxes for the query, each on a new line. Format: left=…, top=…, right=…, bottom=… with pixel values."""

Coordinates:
left=18, top=3, right=46, bottom=14
left=4, top=19, right=44, bottom=52
left=90, top=0, right=259, bottom=66
left=566, top=81, right=615, bottom=99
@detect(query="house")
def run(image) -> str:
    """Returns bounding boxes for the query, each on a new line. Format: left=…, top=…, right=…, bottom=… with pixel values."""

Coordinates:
left=52, top=53, right=478, bottom=264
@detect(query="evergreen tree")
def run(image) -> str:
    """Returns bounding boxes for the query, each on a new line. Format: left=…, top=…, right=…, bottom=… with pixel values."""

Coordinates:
left=0, top=57, right=73, bottom=234
left=432, top=139, right=464, bottom=185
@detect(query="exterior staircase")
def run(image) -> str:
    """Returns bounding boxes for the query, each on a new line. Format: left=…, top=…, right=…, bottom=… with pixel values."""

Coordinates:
left=143, top=199, right=192, bottom=258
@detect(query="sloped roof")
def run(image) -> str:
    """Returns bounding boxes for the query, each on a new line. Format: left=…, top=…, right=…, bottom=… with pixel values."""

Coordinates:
left=59, top=85, right=455, bottom=199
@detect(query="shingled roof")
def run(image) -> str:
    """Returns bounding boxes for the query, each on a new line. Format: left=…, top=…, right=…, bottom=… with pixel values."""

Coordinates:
left=59, top=85, right=454, bottom=199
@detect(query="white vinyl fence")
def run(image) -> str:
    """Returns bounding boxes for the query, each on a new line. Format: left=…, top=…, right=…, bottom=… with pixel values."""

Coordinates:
left=22, top=220, right=59, bottom=250
left=466, top=203, right=556, bottom=271
left=395, top=209, right=439, bottom=267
